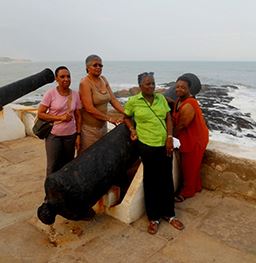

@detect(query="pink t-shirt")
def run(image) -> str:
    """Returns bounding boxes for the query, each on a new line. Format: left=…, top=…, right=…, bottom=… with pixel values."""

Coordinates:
left=41, top=88, right=81, bottom=136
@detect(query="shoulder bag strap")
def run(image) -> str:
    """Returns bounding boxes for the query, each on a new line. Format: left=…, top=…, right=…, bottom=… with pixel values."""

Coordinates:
left=142, top=98, right=167, bottom=132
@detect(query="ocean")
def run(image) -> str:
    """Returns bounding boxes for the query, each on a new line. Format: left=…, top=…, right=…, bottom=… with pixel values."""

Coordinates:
left=0, top=61, right=256, bottom=149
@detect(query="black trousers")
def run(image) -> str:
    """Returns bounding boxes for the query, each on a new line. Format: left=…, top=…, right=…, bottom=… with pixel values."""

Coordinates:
left=137, top=141, right=175, bottom=221
left=45, top=133, right=77, bottom=176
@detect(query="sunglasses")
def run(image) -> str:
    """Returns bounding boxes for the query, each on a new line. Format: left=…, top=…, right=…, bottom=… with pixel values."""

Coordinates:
left=91, top=63, right=103, bottom=68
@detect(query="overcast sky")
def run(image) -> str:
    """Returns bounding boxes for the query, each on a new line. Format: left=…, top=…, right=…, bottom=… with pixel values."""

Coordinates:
left=1, top=0, right=256, bottom=61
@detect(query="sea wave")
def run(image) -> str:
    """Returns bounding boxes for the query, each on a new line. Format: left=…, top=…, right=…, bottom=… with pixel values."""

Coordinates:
left=198, top=84, right=256, bottom=148
left=229, top=84, right=256, bottom=121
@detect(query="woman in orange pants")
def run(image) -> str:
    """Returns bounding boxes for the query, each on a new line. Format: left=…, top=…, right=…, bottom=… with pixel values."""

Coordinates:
left=172, top=75, right=209, bottom=201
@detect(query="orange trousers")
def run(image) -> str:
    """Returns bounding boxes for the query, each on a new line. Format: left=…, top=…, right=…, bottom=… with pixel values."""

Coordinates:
left=180, top=144, right=205, bottom=198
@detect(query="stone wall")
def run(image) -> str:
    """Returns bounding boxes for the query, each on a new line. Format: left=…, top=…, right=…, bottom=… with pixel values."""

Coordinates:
left=201, top=149, right=256, bottom=201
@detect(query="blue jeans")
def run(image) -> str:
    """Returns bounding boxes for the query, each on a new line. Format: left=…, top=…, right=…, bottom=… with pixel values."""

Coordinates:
left=45, top=133, right=76, bottom=176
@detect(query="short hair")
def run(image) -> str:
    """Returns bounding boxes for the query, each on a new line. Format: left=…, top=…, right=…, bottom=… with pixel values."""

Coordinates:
left=55, top=66, right=69, bottom=77
left=85, top=55, right=102, bottom=66
left=37, top=202, right=56, bottom=225
left=176, top=75, right=191, bottom=88
left=137, top=72, right=154, bottom=86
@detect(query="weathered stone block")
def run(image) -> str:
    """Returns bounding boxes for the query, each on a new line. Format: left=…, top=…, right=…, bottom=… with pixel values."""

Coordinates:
left=201, top=149, right=256, bottom=201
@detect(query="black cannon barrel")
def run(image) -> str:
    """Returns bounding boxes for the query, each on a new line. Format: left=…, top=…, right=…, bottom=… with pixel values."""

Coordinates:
left=0, top=68, right=54, bottom=109
left=37, top=124, right=139, bottom=225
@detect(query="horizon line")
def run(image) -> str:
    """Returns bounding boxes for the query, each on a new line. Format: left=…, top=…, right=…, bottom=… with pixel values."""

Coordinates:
left=26, top=59, right=256, bottom=63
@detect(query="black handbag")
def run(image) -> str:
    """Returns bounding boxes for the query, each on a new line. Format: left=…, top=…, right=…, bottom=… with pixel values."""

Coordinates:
left=32, top=118, right=53, bottom=139
left=33, top=93, right=72, bottom=139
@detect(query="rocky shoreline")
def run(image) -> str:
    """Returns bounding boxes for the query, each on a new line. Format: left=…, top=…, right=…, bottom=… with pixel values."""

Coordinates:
left=114, top=83, right=256, bottom=140
left=198, top=84, right=256, bottom=138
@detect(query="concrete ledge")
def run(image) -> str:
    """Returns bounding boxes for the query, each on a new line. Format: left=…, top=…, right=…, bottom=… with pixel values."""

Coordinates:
left=201, top=148, right=256, bottom=201
left=0, top=104, right=37, bottom=142
left=105, top=163, right=145, bottom=224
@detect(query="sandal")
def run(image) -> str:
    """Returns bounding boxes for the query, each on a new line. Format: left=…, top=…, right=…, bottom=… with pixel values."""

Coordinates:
left=174, top=195, right=185, bottom=202
left=163, top=216, right=184, bottom=231
left=147, top=220, right=160, bottom=235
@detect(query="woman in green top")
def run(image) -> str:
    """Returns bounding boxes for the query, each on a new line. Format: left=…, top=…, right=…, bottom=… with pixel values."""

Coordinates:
left=124, top=72, right=184, bottom=234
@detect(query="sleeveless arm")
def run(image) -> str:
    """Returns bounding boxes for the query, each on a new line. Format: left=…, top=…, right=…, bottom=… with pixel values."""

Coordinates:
left=174, top=103, right=195, bottom=135
left=79, top=78, right=110, bottom=121
left=102, top=76, right=124, bottom=114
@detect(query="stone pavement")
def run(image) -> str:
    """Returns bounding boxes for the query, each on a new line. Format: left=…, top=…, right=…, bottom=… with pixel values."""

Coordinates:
left=0, top=137, right=256, bottom=263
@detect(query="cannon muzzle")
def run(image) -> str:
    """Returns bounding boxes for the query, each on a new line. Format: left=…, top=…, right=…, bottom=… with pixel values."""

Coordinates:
left=0, top=68, right=54, bottom=109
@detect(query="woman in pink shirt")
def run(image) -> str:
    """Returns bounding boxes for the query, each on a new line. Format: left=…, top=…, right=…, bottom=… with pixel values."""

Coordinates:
left=38, top=66, right=81, bottom=176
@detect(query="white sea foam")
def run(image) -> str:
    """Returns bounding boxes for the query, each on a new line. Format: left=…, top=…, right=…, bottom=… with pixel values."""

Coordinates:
left=207, top=138, right=256, bottom=160
left=209, top=130, right=256, bottom=148
left=229, top=85, right=256, bottom=121
left=204, top=84, right=256, bottom=148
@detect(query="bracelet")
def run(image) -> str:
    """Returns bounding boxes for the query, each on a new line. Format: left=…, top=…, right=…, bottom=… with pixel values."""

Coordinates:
left=167, top=135, right=173, bottom=138
left=129, top=127, right=135, bottom=132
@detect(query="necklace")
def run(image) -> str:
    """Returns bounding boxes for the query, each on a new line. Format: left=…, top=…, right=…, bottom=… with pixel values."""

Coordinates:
left=87, top=75, right=107, bottom=95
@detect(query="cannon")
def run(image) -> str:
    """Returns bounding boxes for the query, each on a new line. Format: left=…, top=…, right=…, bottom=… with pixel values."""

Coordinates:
left=37, top=124, right=139, bottom=225
left=0, top=68, right=54, bottom=110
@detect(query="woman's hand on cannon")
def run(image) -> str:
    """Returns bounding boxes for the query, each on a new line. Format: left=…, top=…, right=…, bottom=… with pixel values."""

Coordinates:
left=108, top=116, right=123, bottom=126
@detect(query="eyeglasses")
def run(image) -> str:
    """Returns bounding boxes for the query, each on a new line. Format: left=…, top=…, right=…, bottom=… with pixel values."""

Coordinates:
left=91, top=63, right=103, bottom=68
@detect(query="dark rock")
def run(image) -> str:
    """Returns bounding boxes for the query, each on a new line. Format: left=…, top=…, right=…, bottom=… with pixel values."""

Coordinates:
left=114, top=89, right=131, bottom=98
left=221, top=84, right=239, bottom=89
left=18, top=101, right=41, bottom=106
left=114, top=86, right=140, bottom=98
left=129, top=86, right=140, bottom=96
left=196, top=85, right=256, bottom=138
